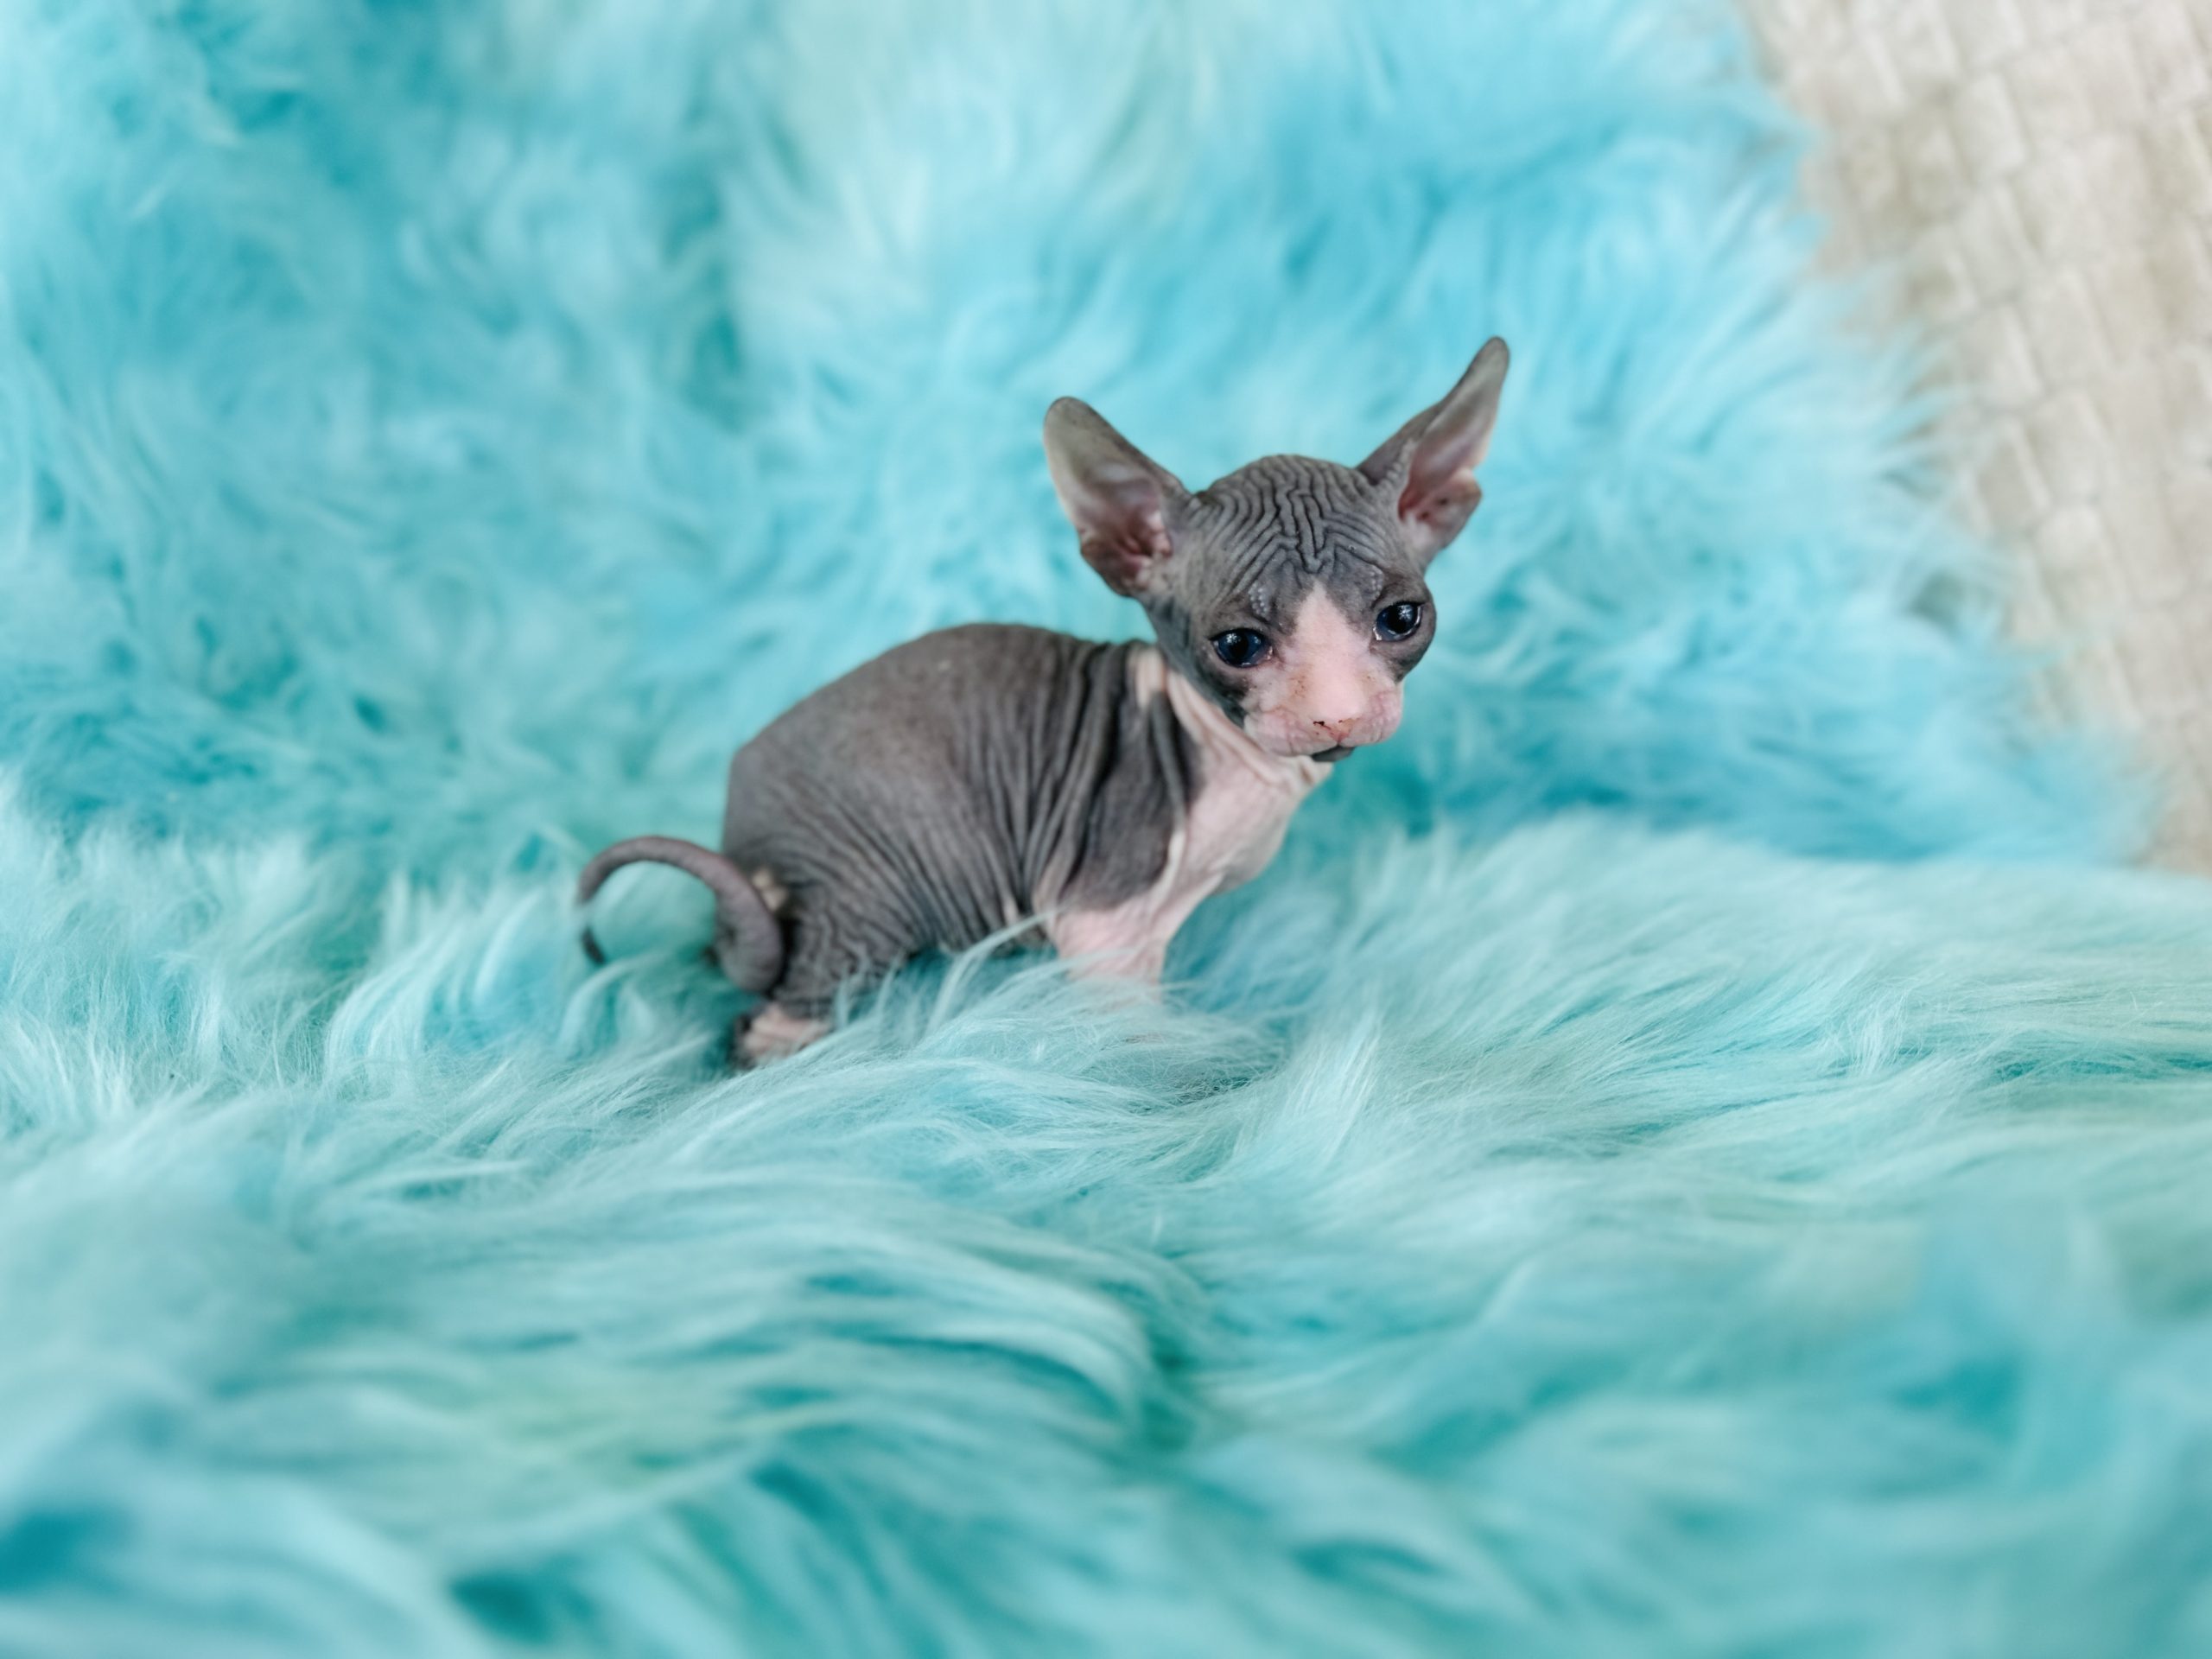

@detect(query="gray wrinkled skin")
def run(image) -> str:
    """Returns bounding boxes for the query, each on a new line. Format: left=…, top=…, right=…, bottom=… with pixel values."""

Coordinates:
left=720, top=624, right=1195, bottom=1015
left=578, top=338, right=1508, bottom=1059
left=1143, top=454, right=1439, bottom=733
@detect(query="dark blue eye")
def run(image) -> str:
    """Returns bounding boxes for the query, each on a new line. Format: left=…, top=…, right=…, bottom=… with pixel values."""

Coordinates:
left=1211, top=629, right=1269, bottom=668
left=1376, top=601, right=1423, bottom=641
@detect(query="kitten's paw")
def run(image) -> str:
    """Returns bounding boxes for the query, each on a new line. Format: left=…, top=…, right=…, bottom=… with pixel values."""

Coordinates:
left=728, top=1001, right=831, bottom=1068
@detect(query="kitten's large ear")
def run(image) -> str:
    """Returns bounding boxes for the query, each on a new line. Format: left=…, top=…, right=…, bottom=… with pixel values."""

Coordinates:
left=1358, top=337, right=1509, bottom=563
left=1043, top=397, right=1188, bottom=596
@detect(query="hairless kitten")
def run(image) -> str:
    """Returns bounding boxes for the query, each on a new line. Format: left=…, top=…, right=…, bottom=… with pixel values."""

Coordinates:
left=580, top=338, right=1510, bottom=1063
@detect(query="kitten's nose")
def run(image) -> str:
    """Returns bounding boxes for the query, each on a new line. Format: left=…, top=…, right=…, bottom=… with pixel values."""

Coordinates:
left=1312, top=715, right=1359, bottom=742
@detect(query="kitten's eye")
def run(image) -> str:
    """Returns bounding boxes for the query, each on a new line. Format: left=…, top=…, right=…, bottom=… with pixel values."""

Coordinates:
left=1211, top=629, right=1270, bottom=668
left=1376, top=601, right=1424, bottom=640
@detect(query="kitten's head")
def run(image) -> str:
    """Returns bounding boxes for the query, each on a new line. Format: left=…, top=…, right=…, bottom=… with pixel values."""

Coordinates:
left=1045, top=339, right=1508, bottom=760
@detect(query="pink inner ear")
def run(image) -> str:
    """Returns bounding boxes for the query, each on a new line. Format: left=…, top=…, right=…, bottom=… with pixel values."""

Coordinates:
left=1358, top=339, right=1506, bottom=560
left=1044, top=396, right=1185, bottom=595
left=1084, top=470, right=1172, bottom=584
left=1393, top=393, right=1497, bottom=556
left=1402, top=474, right=1480, bottom=534
left=1081, top=502, right=1170, bottom=592
left=1403, top=413, right=1485, bottom=503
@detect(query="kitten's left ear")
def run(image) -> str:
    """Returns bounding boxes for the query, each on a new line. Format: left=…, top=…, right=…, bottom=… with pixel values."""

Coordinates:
left=1358, top=337, right=1509, bottom=563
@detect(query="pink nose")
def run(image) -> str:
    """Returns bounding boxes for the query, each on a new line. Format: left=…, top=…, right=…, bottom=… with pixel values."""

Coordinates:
left=1312, top=715, right=1360, bottom=741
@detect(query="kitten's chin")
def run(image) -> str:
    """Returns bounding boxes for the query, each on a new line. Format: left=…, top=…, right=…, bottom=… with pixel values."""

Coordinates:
left=1246, top=732, right=1359, bottom=763
left=1245, top=718, right=1398, bottom=762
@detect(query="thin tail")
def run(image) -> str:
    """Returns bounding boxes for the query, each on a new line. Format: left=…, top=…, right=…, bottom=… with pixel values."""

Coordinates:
left=575, top=836, right=784, bottom=994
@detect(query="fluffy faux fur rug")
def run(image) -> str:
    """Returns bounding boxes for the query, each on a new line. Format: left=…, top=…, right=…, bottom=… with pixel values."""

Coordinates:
left=3, top=2, right=2208, bottom=1655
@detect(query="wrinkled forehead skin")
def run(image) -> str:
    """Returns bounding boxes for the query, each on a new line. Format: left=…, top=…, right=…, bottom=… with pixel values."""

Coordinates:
left=1140, top=454, right=1428, bottom=707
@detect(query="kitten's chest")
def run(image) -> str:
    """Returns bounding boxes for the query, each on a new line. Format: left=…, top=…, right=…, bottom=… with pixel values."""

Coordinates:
left=1177, top=756, right=1318, bottom=895
left=1150, top=658, right=1327, bottom=903
left=1040, top=666, right=1325, bottom=971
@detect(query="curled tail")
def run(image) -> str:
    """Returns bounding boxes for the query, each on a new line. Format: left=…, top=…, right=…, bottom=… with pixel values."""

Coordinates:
left=576, top=836, right=785, bottom=994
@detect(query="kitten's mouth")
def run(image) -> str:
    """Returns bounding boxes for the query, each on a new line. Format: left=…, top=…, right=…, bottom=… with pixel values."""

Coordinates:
left=1312, top=745, right=1353, bottom=764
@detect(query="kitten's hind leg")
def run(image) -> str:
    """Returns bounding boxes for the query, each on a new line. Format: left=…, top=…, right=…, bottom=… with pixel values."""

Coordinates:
left=728, top=1001, right=832, bottom=1068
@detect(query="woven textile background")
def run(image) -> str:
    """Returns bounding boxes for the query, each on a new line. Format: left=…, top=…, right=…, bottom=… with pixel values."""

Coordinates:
left=1749, top=0, right=2212, bottom=868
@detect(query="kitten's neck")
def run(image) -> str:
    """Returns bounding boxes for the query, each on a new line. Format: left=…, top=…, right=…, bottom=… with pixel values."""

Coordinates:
left=1129, top=645, right=1329, bottom=796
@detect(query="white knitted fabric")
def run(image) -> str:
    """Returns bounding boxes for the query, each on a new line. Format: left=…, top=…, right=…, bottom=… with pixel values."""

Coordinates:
left=1746, top=0, right=2212, bottom=868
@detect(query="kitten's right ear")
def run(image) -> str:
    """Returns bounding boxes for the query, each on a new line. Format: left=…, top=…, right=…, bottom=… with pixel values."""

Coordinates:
left=1358, top=337, right=1509, bottom=563
left=1043, top=398, right=1187, bottom=596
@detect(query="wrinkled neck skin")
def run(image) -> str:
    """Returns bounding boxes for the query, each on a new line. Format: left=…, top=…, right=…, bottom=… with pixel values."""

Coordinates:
left=1134, top=645, right=1329, bottom=806
left=1044, top=643, right=1328, bottom=985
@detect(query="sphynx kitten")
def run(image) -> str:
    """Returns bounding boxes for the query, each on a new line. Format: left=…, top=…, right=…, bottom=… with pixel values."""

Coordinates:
left=580, top=338, right=1510, bottom=1064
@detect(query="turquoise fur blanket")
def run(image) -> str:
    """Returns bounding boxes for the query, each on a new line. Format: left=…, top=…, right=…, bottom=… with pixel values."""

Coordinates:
left=3, top=3, right=2209, bottom=1654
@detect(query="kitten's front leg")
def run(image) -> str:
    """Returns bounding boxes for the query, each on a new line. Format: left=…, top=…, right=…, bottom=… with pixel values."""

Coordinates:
left=1046, top=905, right=1188, bottom=997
